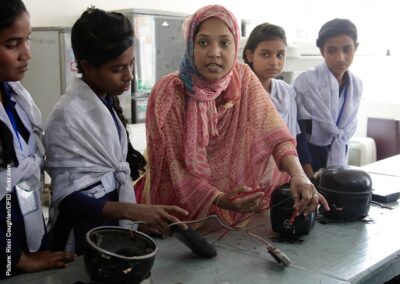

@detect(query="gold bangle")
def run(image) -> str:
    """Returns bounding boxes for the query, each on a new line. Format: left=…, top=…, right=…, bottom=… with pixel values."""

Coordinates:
left=214, top=192, right=225, bottom=208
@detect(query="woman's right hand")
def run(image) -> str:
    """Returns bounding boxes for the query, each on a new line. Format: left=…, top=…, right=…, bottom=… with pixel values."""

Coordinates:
left=16, top=250, right=76, bottom=273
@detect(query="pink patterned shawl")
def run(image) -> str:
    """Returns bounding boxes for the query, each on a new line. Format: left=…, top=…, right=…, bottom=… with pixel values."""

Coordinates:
left=145, top=5, right=296, bottom=224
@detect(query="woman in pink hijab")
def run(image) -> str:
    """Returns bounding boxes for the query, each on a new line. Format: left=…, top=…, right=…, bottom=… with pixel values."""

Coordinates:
left=144, top=5, right=328, bottom=226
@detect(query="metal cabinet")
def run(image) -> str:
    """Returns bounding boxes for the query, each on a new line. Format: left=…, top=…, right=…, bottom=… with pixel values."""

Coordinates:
left=116, top=9, right=187, bottom=123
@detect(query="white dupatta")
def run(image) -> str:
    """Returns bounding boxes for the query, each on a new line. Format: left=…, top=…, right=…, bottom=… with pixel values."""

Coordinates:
left=294, top=62, right=362, bottom=167
left=0, top=82, right=45, bottom=252
left=45, top=78, right=136, bottom=229
left=269, top=78, right=300, bottom=137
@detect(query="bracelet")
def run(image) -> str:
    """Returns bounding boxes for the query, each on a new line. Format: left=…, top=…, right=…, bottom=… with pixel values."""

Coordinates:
left=214, top=192, right=225, bottom=208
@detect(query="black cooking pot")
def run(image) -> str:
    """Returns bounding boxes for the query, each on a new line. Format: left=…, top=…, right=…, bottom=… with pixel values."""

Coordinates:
left=270, top=184, right=316, bottom=236
left=84, top=226, right=157, bottom=284
left=318, top=166, right=372, bottom=221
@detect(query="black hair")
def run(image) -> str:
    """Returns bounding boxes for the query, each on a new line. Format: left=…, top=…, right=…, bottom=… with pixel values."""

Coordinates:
left=242, top=23, right=287, bottom=68
left=72, top=7, right=145, bottom=180
left=0, top=0, right=28, bottom=31
left=71, top=7, right=134, bottom=72
left=316, top=18, right=358, bottom=49
left=112, top=96, right=146, bottom=181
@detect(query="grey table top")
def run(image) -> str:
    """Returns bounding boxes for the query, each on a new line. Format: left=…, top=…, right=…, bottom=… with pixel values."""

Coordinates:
left=4, top=200, right=399, bottom=284
left=4, top=157, right=400, bottom=284
left=361, top=155, right=400, bottom=177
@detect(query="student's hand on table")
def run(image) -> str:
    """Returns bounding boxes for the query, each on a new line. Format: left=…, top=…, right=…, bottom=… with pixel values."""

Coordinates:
left=16, top=250, right=76, bottom=273
left=132, top=204, right=189, bottom=234
left=290, top=175, right=330, bottom=216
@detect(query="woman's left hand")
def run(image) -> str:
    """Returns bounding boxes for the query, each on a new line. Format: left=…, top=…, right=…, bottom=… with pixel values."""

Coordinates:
left=290, top=175, right=330, bottom=216
left=217, top=186, right=265, bottom=213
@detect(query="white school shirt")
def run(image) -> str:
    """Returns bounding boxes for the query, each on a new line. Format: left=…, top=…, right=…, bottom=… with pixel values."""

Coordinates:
left=0, top=82, right=45, bottom=252
left=269, top=78, right=300, bottom=137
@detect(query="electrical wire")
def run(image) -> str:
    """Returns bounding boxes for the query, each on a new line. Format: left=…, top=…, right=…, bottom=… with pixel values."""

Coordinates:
left=169, top=214, right=291, bottom=266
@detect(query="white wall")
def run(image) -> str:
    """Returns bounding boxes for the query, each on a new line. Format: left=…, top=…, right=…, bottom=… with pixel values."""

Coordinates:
left=24, top=0, right=277, bottom=27
left=24, top=0, right=399, bottom=48
left=25, top=0, right=195, bottom=27
left=24, top=0, right=400, bottom=137
left=24, top=0, right=400, bottom=59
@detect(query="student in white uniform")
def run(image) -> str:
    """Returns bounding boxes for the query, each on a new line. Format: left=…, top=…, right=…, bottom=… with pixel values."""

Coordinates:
left=294, top=19, right=362, bottom=178
left=0, top=0, right=75, bottom=278
left=243, top=23, right=299, bottom=137
left=44, top=8, right=188, bottom=255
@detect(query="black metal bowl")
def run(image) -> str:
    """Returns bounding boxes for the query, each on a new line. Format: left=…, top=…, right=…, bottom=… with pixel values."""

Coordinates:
left=84, top=226, right=157, bottom=284
left=270, top=184, right=316, bottom=236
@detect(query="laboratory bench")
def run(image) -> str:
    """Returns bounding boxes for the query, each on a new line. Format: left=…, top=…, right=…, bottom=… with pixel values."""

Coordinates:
left=3, top=156, right=400, bottom=284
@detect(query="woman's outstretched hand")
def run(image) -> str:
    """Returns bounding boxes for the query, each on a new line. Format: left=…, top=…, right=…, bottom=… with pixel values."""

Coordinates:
left=216, top=186, right=266, bottom=213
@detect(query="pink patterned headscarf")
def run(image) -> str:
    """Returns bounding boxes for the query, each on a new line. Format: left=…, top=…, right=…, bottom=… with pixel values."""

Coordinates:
left=179, top=5, right=241, bottom=179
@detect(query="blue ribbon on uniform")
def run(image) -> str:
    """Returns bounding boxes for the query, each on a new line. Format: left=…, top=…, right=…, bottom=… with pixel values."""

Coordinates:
left=2, top=83, right=23, bottom=150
